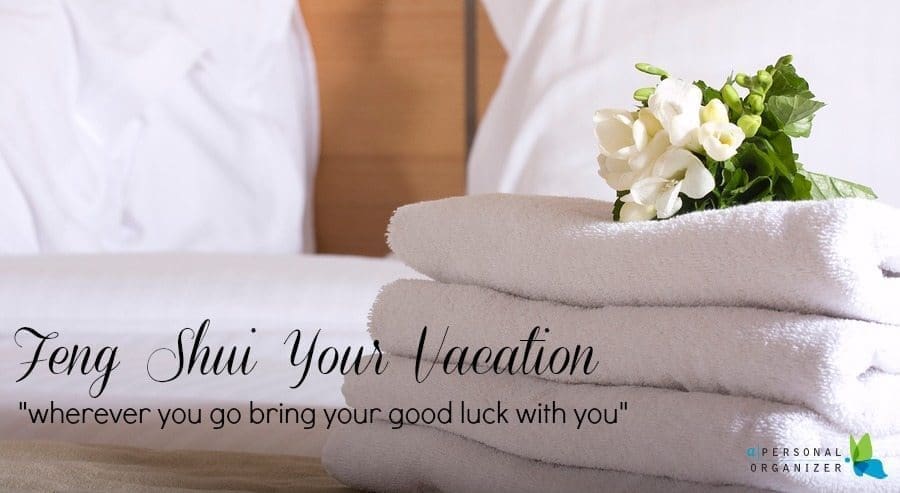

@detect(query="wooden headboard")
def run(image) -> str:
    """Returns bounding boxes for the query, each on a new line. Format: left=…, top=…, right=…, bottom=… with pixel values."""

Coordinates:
left=303, top=0, right=505, bottom=256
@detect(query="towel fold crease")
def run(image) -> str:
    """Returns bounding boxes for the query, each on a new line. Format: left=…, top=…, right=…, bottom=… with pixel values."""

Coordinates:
left=343, top=356, right=900, bottom=492
left=326, top=194, right=900, bottom=492
left=323, top=421, right=765, bottom=493
left=387, top=195, right=900, bottom=324
left=370, top=279, right=900, bottom=434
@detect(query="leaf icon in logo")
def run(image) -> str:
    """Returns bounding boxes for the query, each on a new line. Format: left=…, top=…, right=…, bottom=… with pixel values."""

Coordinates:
left=850, top=434, right=888, bottom=479
left=854, top=434, right=873, bottom=462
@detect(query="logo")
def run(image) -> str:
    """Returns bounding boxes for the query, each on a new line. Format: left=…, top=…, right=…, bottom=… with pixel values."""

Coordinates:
left=847, top=434, right=888, bottom=479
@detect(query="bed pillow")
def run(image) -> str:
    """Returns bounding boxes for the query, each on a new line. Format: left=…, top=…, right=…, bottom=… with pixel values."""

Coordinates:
left=0, top=0, right=318, bottom=253
left=471, top=0, right=900, bottom=208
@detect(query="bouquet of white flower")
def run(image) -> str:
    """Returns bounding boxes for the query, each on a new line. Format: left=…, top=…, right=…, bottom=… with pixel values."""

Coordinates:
left=596, top=55, right=877, bottom=221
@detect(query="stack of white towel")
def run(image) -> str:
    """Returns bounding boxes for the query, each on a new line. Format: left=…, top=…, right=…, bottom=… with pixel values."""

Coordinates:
left=324, top=194, right=900, bottom=492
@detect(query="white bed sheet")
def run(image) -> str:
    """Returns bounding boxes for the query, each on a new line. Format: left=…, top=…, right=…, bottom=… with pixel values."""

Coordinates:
left=0, top=253, right=420, bottom=456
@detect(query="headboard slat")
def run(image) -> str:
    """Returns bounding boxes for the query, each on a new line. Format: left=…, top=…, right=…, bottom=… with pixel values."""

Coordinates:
left=303, top=0, right=504, bottom=256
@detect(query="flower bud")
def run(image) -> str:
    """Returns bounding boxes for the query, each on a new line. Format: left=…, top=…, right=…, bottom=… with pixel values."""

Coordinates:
left=737, top=114, right=762, bottom=137
left=735, top=73, right=751, bottom=88
left=701, top=99, right=729, bottom=124
left=747, top=93, right=764, bottom=114
left=756, top=70, right=773, bottom=92
left=776, top=54, right=793, bottom=66
left=635, top=63, right=669, bottom=78
left=633, top=87, right=655, bottom=102
left=720, top=84, right=743, bottom=115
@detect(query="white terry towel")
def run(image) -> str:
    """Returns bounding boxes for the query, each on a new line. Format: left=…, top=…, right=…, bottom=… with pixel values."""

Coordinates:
left=370, top=280, right=900, bottom=435
left=344, top=357, right=900, bottom=493
left=387, top=194, right=900, bottom=324
left=323, top=422, right=764, bottom=493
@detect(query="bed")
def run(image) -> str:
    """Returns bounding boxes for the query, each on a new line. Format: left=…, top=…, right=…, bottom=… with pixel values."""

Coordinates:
left=0, top=254, right=421, bottom=456
left=0, top=0, right=505, bottom=489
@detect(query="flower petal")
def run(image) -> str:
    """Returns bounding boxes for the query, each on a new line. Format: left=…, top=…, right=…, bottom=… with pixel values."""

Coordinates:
left=594, top=109, right=636, bottom=158
left=681, top=158, right=716, bottom=198
left=699, top=121, right=744, bottom=161
left=637, top=108, right=663, bottom=135
left=628, top=176, right=668, bottom=206
left=653, top=147, right=702, bottom=179
left=668, top=114, right=700, bottom=149
left=629, top=130, right=669, bottom=173
left=655, top=182, right=683, bottom=219
left=632, top=108, right=662, bottom=151
left=649, top=78, right=702, bottom=116
left=598, top=156, right=636, bottom=191
left=648, top=78, right=702, bottom=148
left=620, top=202, right=657, bottom=222
left=593, top=109, right=633, bottom=124
left=632, top=119, right=649, bottom=151
left=700, top=99, right=729, bottom=125
left=598, top=155, right=629, bottom=173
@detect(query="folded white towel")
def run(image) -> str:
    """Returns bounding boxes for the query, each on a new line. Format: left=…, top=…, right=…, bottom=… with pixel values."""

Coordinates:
left=387, top=194, right=900, bottom=324
left=370, top=280, right=900, bottom=434
left=323, top=422, right=763, bottom=493
left=344, top=357, right=900, bottom=492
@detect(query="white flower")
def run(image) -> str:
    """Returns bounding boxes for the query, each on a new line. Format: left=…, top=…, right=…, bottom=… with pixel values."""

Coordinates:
left=629, top=109, right=669, bottom=172
left=619, top=202, right=657, bottom=222
left=648, top=78, right=702, bottom=151
left=597, top=156, right=638, bottom=191
left=699, top=121, right=745, bottom=161
left=595, top=108, right=668, bottom=191
left=700, top=99, right=729, bottom=125
left=624, top=147, right=715, bottom=219
left=632, top=108, right=663, bottom=150
left=594, top=109, right=639, bottom=160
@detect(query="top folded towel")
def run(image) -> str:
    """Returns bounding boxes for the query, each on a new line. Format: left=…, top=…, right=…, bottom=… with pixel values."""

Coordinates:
left=388, top=194, right=900, bottom=324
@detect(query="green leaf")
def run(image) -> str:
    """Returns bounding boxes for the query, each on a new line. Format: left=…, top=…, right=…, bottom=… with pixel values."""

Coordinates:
left=693, top=80, right=721, bottom=105
left=767, top=63, right=814, bottom=98
left=786, top=172, right=813, bottom=200
left=803, top=171, right=878, bottom=200
left=733, top=176, right=773, bottom=203
left=783, top=117, right=814, bottom=138
left=765, top=95, right=825, bottom=138
left=735, top=141, right=788, bottom=178
left=766, top=133, right=798, bottom=175
left=851, top=435, right=859, bottom=461
left=724, top=168, right=748, bottom=193
left=856, top=434, right=874, bottom=462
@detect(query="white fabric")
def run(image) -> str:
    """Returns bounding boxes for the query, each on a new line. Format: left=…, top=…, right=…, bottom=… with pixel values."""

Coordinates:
left=478, top=0, right=537, bottom=54
left=0, top=254, right=421, bottom=454
left=471, top=0, right=900, bottom=209
left=388, top=194, right=900, bottom=324
left=0, top=0, right=319, bottom=253
left=324, top=422, right=761, bottom=493
left=344, top=356, right=900, bottom=493
left=371, top=279, right=900, bottom=434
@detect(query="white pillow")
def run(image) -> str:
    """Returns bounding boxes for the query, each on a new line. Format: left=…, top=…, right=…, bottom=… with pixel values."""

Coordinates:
left=0, top=0, right=318, bottom=253
left=472, top=0, right=900, bottom=208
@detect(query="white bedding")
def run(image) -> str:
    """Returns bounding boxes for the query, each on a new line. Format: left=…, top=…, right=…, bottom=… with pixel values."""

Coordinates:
left=0, top=254, right=419, bottom=456
left=472, top=0, right=900, bottom=208
left=0, top=1, right=320, bottom=254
